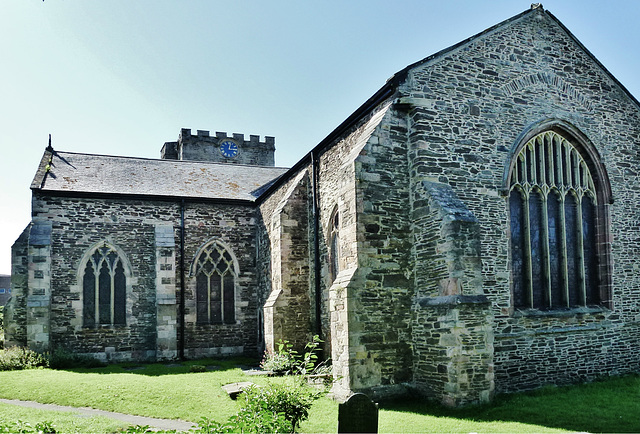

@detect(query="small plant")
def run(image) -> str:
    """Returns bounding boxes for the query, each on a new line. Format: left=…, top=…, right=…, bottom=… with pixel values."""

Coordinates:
left=261, top=335, right=329, bottom=378
left=34, top=421, right=56, bottom=434
left=261, top=339, right=298, bottom=375
left=191, top=409, right=292, bottom=434
left=0, top=420, right=56, bottom=434
left=240, top=382, right=319, bottom=432
left=0, top=346, right=49, bottom=371
left=48, top=347, right=107, bottom=369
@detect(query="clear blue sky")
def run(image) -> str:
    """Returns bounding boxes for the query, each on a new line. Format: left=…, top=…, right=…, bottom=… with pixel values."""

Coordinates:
left=1, top=1, right=639, bottom=275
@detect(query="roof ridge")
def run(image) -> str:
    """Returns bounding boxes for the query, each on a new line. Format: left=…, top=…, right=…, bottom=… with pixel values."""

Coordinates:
left=51, top=150, right=290, bottom=170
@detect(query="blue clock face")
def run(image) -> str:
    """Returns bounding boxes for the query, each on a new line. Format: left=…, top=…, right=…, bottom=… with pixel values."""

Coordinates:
left=220, top=140, right=239, bottom=158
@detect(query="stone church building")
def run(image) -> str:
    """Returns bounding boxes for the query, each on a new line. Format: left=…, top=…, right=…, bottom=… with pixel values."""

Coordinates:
left=6, top=5, right=640, bottom=406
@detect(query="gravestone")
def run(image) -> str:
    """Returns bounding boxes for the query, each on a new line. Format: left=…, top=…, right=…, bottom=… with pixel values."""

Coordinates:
left=337, top=393, right=378, bottom=433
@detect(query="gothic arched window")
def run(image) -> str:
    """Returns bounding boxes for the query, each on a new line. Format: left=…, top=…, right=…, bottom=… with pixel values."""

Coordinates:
left=194, top=242, right=236, bottom=324
left=328, top=207, right=340, bottom=283
left=82, top=243, right=127, bottom=326
left=508, top=130, right=606, bottom=310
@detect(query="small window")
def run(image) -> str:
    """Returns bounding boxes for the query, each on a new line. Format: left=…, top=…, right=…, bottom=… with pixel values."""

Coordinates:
left=0, top=289, right=5, bottom=294
left=329, top=207, right=340, bottom=283
left=508, top=130, right=605, bottom=310
left=194, top=242, right=236, bottom=324
left=82, top=243, right=127, bottom=326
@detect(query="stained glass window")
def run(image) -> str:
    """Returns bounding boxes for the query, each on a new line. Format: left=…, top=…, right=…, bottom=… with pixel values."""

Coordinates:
left=509, top=130, right=600, bottom=310
left=194, top=242, right=236, bottom=324
left=83, top=244, right=127, bottom=326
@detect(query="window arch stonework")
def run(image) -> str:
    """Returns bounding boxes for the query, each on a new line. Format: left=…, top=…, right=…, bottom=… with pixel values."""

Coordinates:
left=192, top=241, right=238, bottom=325
left=80, top=242, right=129, bottom=327
left=328, top=206, right=340, bottom=283
left=507, top=128, right=611, bottom=311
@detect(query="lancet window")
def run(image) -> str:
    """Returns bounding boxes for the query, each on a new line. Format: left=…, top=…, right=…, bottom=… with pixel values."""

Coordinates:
left=82, top=243, right=127, bottom=326
left=194, top=242, right=236, bottom=324
left=509, top=130, right=602, bottom=310
left=328, top=207, right=340, bottom=283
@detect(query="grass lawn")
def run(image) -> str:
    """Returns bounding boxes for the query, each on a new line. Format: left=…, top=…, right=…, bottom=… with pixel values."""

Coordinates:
left=0, top=358, right=638, bottom=433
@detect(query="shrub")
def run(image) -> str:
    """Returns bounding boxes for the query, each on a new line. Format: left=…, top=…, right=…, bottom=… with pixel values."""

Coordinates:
left=240, top=382, right=318, bottom=432
left=49, top=347, right=107, bottom=369
left=261, top=335, right=328, bottom=377
left=0, top=347, right=49, bottom=371
left=192, top=408, right=292, bottom=434
left=260, top=340, right=298, bottom=375
left=0, top=420, right=56, bottom=433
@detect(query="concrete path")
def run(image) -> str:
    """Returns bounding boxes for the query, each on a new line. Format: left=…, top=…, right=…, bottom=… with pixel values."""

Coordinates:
left=0, top=398, right=196, bottom=431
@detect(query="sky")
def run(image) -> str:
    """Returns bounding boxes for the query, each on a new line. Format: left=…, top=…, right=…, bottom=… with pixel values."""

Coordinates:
left=1, top=0, right=639, bottom=276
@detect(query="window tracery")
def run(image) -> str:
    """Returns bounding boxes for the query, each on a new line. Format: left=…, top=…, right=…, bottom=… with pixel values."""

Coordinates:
left=509, top=130, right=602, bottom=310
left=194, top=241, right=236, bottom=324
left=82, top=243, right=127, bottom=326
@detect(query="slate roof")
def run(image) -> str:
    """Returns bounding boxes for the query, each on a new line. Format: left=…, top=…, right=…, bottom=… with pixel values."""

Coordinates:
left=31, top=150, right=289, bottom=202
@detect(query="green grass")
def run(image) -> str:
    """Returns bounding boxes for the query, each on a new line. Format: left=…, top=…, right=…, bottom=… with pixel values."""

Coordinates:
left=0, top=403, right=128, bottom=433
left=0, top=358, right=638, bottom=433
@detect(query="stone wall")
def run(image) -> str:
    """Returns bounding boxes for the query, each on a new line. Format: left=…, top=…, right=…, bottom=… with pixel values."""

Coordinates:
left=4, top=226, right=30, bottom=347
left=261, top=170, right=313, bottom=355
left=12, top=193, right=261, bottom=361
left=162, top=129, right=276, bottom=167
left=182, top=201, right=261, bottom=358
left=413, top=295, right=494, bottom=407
left=399, top=7, right=640, bottom=392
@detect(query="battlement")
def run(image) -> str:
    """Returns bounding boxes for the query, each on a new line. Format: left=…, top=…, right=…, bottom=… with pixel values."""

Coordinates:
left=162, top=128, right=276, bottom=166
left=179, top=128, right=275, bottom=149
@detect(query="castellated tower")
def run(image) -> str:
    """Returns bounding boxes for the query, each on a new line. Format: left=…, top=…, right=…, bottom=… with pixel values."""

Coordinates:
left=161, top=128, right=276, bottom=167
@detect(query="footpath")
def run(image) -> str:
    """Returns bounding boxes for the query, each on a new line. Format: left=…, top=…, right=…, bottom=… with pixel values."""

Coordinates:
left=0, top=398, right=196, bottom=431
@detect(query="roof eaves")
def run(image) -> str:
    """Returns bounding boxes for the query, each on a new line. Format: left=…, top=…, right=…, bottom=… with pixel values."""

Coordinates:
left=31, top=148, right=53, bottom=191
left=32, top=188, right=258, bottom=206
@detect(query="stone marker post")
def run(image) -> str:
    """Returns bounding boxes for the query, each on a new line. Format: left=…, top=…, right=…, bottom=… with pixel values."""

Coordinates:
left=338, top=393, right=379, bottom=433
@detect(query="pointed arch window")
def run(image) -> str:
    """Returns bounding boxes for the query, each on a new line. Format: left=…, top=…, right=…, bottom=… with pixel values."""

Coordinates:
left=509, top=130, right=605, bottom=310
left=194, top=242, right=236, bottom=324
left=83, top=244, right=127, bottom=326
left=328, top=207, right=340, bottom=283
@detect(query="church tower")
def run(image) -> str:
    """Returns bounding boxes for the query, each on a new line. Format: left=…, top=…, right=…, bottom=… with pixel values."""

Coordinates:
left=161, top=128, right=276, bottom=166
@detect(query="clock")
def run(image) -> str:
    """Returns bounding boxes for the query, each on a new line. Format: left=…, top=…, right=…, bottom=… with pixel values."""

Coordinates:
left=219, top=139, right=239, bottom=158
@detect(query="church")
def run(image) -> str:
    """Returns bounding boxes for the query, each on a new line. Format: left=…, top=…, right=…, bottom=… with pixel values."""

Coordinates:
left=6, top=5, right=640, bottom=407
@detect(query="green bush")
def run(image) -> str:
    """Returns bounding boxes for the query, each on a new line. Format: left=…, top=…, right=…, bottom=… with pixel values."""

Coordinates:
left=192, top=408, right=292, bottom=434
left=49, top=347, right=107, bottom=369
left=240, top=382, right=318, bottom=432
left=260, top=339, right=298, bottom=375
left=0, top=346, right=49, bottom=371
left=0, top=420, right=56, bottom=434
left=261, top=335, right=328, bottom=377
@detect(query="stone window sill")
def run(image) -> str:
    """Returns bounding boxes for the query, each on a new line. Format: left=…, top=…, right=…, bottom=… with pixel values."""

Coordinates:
left=513, top=305, right=608, bottom=318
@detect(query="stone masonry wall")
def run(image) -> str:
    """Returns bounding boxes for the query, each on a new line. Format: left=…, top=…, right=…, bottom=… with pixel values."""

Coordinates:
left=317, top=101, right=414, bottom=399
left=262, top=170, right=313, bottom=355
left=413, top=296, right=494, bottom=407
left=4, top=226, right=30, bottom=347
left=400, top=7, right=640, bottom=392
left=25, top=193, right=260, bottom=361
left=163, top=129, right=276, bottom=167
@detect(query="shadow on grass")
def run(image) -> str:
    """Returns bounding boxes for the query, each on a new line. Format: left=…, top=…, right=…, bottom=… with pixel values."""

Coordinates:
left=378, top=374, right=640, bottom=433
left=58, top=356, right=262, bottom=377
